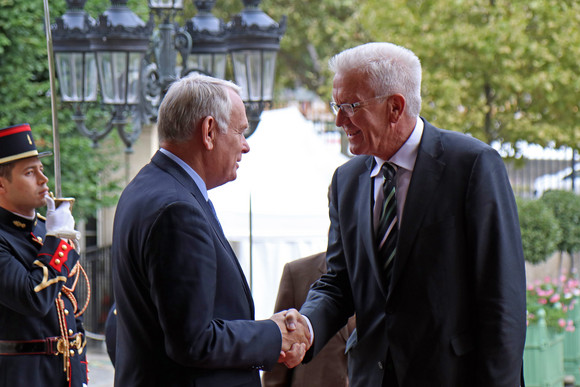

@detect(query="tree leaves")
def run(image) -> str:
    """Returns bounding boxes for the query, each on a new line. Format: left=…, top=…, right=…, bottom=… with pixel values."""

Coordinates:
left=0, top=0, right=121, bottom=220
left=359, top=0, right=580, bottom=148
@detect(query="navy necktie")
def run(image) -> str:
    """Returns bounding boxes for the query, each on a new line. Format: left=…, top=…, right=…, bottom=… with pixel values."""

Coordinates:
left=207, top=199, right=221, bottom=224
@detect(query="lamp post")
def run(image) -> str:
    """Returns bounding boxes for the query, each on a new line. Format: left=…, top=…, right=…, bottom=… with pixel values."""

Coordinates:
left=180, top=1, right=227, bottom=80
left=227, top=0, right=285, bottom=137
left=51, top=0, right=286, bottom=152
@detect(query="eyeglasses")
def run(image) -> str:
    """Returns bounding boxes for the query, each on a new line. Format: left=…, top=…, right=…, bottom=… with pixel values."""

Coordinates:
left=330, top=95, right=389, bottom=117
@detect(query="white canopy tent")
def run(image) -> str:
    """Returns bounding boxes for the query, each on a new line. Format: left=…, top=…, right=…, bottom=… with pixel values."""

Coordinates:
left=209, top=107, right=349, bottom=319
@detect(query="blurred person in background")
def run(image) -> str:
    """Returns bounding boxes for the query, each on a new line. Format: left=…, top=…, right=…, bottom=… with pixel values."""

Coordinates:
left=262, top=252, right=355, bottom=387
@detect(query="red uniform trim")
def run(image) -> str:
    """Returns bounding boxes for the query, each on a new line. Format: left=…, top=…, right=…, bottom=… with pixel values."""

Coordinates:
left=0, top=125, right=31, bottom=138
left=48, top=241, right=73, bottom=272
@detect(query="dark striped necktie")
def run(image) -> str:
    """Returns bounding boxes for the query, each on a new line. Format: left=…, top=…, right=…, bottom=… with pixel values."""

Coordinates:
left=377, top=162, right=398, bottom=281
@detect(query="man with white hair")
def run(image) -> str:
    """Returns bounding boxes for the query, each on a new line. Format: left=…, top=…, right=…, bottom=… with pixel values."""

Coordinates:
left=288, top=42, right=526, bottom=386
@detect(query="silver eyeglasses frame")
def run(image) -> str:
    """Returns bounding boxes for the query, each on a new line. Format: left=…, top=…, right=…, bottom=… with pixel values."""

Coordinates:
left=330, top=94, right=390, bottom=117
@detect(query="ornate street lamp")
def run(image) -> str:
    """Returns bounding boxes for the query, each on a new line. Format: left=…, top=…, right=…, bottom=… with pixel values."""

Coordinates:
left=86, top=0, right=153, bottom=151
left=148, top=0, right=184, bottom=98
left=52, top=0, right=102, bottom=147
left=227, top=0, right=286, bottom=137
left=51, top=0, right=285, bottom=152
left=52, top=0, right=97, bottom=104
left=52, top=0, right=153, bottom=151
left=181, top=1, right=227, bottom=80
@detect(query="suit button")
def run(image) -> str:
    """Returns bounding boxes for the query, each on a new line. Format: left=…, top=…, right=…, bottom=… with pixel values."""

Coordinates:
left=378, top=361, right=384, bottom=370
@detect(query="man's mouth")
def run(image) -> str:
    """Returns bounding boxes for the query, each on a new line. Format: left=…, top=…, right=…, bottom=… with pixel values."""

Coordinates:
left=345, top=128, right=361, bottom=138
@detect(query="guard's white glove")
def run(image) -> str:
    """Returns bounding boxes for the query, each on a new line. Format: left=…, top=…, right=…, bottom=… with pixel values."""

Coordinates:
left=45, top=194, right=81, bottom=241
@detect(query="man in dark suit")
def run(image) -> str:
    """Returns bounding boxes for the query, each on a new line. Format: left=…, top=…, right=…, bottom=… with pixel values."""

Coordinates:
left=112, top=74, right=309, bottom=387
left=287, top=42, right=526, bottom=386
left=262, top=252, right=355, bottom=387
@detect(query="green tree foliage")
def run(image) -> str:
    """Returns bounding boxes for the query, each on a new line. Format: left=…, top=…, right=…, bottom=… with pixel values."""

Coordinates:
left=541, top=190, right=580, bottom=255
left=0, top=0, right=121, bottom=220
left=262, top=0, right=372, bottom=98
left=517, top=197, right=562, bottom=264
left=4, top=0, right=580, bottom=224
left=358, top=0, right=580, bottom=149
left=181, top=0, right=370, bottom=100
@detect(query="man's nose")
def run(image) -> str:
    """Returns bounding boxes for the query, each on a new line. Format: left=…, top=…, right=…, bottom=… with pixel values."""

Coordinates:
left=38, top=171, right=48, bottom=184
left=241, top=136, right=250, bottom=153
left=335, top=109, right=350, bottom=127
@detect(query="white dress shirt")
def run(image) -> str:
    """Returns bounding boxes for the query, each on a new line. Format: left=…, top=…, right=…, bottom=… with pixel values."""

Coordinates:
left=302, top=118, right=424, bottom=346
left=371, top=118, right=424, bottom=232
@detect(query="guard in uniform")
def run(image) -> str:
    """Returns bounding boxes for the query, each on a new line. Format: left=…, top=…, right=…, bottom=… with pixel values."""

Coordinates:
left=0, top=124, right=87, bottom=386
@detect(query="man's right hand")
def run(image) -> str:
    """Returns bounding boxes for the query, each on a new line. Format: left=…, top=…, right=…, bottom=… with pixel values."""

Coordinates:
left=270, top=309, right=311, bottom=368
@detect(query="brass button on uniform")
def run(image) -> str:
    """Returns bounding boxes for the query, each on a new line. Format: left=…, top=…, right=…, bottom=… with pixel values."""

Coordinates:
left=68, top=329, right=74, bottom=336
left=64, top=309, right=69, bottom=315
left=69, top=349, right=75, bottom=357
left=58, top=252, right=64, bottom=258
left=61, top=244, right=68, bottom=250
left=54, top=259, right=61, bottom=265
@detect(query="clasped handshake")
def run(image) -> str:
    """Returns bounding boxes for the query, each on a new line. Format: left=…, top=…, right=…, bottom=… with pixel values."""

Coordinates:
left=270, top=308, right=311, bottom=368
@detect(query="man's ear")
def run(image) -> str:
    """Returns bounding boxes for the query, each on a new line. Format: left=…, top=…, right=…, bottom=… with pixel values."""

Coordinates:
left=386, top=94, right=406, bottom=123
left=0, top=177, right=7, bottom=194
left=201, top=116, right=217, bottom=150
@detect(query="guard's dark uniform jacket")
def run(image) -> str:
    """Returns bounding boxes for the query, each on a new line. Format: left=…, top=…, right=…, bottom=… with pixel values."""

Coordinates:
left=0, top=207, right=88, bottom=387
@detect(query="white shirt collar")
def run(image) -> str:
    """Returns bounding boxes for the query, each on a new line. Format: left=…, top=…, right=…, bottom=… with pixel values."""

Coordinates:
left=159, top=148, right=209, bottom=201
left=371, top=117, right=424, bottom=177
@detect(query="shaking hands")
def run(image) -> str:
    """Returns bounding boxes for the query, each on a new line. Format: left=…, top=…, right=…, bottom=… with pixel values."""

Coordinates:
left=270, top=308, right=311, bottom=368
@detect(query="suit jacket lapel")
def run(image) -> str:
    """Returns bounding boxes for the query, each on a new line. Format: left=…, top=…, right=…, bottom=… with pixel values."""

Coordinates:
left=357, top=157, right=391, bottom=300
left=388, top=121, right=446, bottom=296
left=151, top=152, right=233, bottom=253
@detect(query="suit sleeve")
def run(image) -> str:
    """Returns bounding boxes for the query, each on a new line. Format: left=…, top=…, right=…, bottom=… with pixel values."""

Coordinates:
left=145, top=201, right=282, bottom=370
left=467, top=149, right=526, bottom=385
left=262, top=263, right=296, bottom=387
left=300, top=171, right=355, bottom=360
left=0, top=235, right=79, bottom=316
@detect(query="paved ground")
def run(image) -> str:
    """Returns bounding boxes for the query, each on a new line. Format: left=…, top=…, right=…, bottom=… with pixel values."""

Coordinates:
left=86, top=341, right=114, bottom=387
